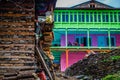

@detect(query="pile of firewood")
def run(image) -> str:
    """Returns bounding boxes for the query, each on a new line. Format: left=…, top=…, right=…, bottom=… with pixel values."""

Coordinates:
left=0, top=0, right=37, bottom=80
left=65, top=49, right=120, bottom=79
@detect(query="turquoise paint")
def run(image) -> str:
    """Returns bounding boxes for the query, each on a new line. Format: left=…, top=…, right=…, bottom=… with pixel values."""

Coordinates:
left=52, top=51, right=63, bottom=64
left=54, top=9, right=120, bottom=29
left=98, top=36, right=106, bottom=47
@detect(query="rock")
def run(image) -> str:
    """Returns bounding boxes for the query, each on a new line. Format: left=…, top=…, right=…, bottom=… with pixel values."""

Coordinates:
left=56, top=73, right=62, bottom=77
left=63, top=75, right=69, bottom=79
left=75, top=75, right=84, bottom=79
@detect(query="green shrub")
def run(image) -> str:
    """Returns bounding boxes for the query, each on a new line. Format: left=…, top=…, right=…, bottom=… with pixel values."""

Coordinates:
left=102, top=72, right=120, bottom=80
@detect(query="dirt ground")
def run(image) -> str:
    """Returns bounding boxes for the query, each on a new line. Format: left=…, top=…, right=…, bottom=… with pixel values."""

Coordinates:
left=54, top=71, right=77, bottom=80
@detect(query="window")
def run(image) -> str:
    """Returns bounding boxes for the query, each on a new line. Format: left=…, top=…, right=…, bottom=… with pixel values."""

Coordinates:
left=58, top=14, right=61, bottom=22
left=74, top=13, right=77, bottom=22
left=110, top=12, right=113, bottom=22
left=76, top=38, right=79, bottom=43
left=86, top=12, right=89, bottom=22
left=90, top=12, right=93, bottom=22
left=62, top=12, right=65, bottom=22
left=111, top=37, right=115, bottom=46
left=75, top=37, right=92, bottom=46
left=94, top=13, right=97, bottom=22
left=82, top=12, right=84, bottom=22
left=106, top=14, right=109, bottom=22
left=78, top=12, right=81, bottom=22
left=70, top=13, right=73, bottom=22
left=114, top=12, right=117, bottom=22
left=54, top=14, right=57, bottom=22
left=66, top=13, right=69, bottom=22
left=98, top=13, right=101, bottom=22
left=106, top=37, right=116, bottom=46
left=90, top=4, right=95, bottom=8
left=102, top=12, right=105, bottom=22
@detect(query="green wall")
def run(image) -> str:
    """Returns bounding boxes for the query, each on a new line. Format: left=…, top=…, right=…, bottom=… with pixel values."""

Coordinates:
left=54, top=9, right=120, bottom=29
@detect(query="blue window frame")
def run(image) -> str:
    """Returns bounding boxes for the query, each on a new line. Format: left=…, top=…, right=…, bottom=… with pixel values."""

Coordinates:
left=74, top=13, right=77, bottom=22
left=66, top=13, right=69, bottom=22
left=102, top=13, right=105, bottom=22
left=62, top=12, right=65, bottom=22
left=114, top=12, right=117, bottom=22
left=82, top=12, right=84, bottom=22
left=110, top=15, right=113, bottom=22
left=98, top=14, right=101, bottom=22
left=58, top=12, right=61, bottom=22
left=94, top=14, right=97, bottom=22
left=110, top=12, right=113, bottom=22
left=75, top=36, right=92, bottom=46
left=70, top=13, right=73, bottom=22
left=54, top=14, right=57, bottom=22
left=106, top=36, right=116, bottom=46
left=94, top=12, right=97, bottom=22
left=106, top=15, right=109, bottom=22
left=86, top=12, right=89, bottom=22
left=90, top=12, right=93, bottom=22
left=78, top=12, right=81, bottom=22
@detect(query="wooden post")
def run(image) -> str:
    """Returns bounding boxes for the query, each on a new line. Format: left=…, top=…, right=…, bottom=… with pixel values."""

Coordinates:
left=66, top=49, right=69, bottom=68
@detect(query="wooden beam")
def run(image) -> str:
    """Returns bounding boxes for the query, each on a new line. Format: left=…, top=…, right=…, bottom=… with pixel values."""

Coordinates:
left=0, top=56, right=34, bottom=59
left=0, top=13, right=34, bottom=17
left=0, top=22, right=34, bottom=26
left=0, top=38, right=34, bottom=41
left=66, top=49, right=69, bottom=68
left=0, top=44, right=34, bottom=47
left=51, top=47, right=113, bottom=51
left=0, top=32, right=34, bottom=36
left=0, top=61, right=36, bottom=64
left=0, top=28, right=34, bottom=31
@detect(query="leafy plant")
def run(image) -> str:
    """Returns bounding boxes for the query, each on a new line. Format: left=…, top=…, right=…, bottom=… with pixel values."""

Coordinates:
left=102, top=72, right=120, bottom=80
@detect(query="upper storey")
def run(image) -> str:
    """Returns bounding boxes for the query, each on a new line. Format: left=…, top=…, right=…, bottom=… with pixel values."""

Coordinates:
left=54, top=0, right=120, bottom=29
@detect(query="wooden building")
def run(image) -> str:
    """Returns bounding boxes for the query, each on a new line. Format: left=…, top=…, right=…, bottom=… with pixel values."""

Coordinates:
left=51, top=0, right=120, bottom=71
left=0, top=0, right=56, bottom=79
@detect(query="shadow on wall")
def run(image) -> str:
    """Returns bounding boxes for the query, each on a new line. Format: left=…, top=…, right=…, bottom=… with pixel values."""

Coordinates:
left=60, top=51, right=86, bottom=71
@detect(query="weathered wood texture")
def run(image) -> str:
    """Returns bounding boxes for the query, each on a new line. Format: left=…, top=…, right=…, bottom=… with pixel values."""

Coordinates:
left=0, top=0, right=36, bottom=79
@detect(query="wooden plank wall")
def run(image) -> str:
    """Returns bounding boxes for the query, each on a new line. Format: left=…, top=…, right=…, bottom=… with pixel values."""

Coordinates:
left=0, top=0, right=36, bottom=80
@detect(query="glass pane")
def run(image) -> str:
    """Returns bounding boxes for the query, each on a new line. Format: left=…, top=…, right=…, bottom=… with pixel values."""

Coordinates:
left=66, top=12, right=69, bottom=22
left=102, top=12, right=105, bottom=22
left=90, top=12, right=93, bottom=22
left=86, top=12, right=89, bottom=22
left=114, top=14, right=117, bottom=22
left=98, top=14, right=101, bottom=22
left=70, top=13, right=73, bottom=22
left=110, top=12, right=113, bottom=22
left=82, top=12, right=84, bottom=22
left=74, top=13, right=77, bottom=22
left=94, top=15, right=97, bottom=22
left=62, top=13, right=65, bottom=22
left=58, top=13, right=61, bottom=22
left=106, top=15, right=109, bottom=22
left=78, top=12, right=81, bottom=22
left=94, top=12, right=97, bottom=22
left=54, top=14, right=57, bottom=22
left=110, top=31, right=120, bottom=47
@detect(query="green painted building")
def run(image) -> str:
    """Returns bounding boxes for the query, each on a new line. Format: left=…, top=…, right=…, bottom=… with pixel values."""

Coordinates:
left=51, top=0, right=120, bottom=70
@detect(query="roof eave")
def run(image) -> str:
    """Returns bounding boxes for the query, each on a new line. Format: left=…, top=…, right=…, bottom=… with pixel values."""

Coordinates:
left=55, top=7, right=120, bottom=10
